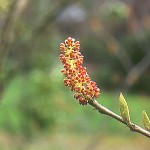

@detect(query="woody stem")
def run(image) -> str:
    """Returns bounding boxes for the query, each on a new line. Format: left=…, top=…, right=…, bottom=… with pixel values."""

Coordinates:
left=88, top=99, right=150, bottom=138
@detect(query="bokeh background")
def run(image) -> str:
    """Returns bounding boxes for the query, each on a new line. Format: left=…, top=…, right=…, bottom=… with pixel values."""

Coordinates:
left=0, top=0, right=150, bottom=149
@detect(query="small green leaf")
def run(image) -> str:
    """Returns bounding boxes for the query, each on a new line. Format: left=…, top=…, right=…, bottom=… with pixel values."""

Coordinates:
left=142, top=110, right=150, bottom=131
left=119, top=93, right=131, bottom=125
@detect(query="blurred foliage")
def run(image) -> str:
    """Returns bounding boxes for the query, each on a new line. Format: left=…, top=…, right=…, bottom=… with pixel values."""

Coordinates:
left=0, top=71, right=53, bottom=135
left=0, top=0, right=11, bottom=12
left=0, top=1, right=150, bottom=149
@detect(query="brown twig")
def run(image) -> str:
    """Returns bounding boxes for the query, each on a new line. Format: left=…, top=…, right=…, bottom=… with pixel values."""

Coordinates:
left=121, top=51, right=150, bottom=90
left=0, top=0, right=29, bottom=98
left=88, top=99, right=150, bottom=138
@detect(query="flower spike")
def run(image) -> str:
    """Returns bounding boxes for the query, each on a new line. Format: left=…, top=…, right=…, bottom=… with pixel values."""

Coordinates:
left=59, top=37, right=100, bottom=105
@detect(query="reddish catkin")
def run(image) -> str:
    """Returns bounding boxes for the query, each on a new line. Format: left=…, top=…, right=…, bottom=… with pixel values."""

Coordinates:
left=59, top=37, right=100, bottom=105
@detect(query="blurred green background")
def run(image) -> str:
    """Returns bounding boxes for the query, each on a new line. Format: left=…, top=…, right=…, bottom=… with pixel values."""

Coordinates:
left=0, top=0, right=150, bottom=149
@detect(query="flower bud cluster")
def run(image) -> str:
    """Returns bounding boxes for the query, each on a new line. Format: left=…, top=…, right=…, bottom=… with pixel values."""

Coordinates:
left=59, top=37, right=100, bottom=105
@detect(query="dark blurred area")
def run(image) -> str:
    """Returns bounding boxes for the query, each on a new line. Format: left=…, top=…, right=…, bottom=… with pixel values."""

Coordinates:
left=0, top=0, right=150, bottom=149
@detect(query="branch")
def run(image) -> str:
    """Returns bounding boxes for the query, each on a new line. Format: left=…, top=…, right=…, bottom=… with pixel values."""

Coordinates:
left=31, top=0, right=68, bottom=39
left=92, top=22, right=133, bottom=72
left=59, top=37, right=150, bottom=139
left=0, top=0, right=28, bottom=65
left=28, top=0, right=69, bottom=51
left=121, top=51, right=150, bottom=90
left=0, top=0, right=29, bottom=97
left=88, top=99, right=150, bottom=138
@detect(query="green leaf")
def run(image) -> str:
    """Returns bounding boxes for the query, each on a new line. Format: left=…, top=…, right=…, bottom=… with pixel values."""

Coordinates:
left=119, top=93, right=131, bottom=125
left=142, top=110, right=150, bottom=131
